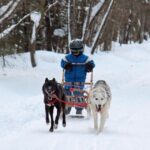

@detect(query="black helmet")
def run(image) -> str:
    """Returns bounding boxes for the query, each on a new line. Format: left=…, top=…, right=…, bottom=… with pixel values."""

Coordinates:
left=69, top=39, right=84, bottom=55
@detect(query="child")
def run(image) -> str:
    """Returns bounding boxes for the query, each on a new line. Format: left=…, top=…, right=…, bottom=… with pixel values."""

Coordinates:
left=61, top=39, right=95, bottom=115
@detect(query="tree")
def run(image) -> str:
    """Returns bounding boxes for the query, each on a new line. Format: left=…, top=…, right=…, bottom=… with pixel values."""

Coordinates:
left=1, top=0, right=150, bottom=65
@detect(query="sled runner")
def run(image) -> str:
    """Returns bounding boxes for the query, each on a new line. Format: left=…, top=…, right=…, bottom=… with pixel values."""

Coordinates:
left=67, top=115, right=85, bottom=119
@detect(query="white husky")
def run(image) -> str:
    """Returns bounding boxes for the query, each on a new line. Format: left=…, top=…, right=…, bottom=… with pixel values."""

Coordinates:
left=88, top=80, right=111, bottom=133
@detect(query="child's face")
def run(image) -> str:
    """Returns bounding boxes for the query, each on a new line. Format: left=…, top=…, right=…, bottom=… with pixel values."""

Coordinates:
left=71, top=49, right=83, bottom=56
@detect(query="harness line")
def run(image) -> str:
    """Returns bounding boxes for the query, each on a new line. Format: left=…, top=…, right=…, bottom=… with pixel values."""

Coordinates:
left=47, top=94, right=88, bottom=108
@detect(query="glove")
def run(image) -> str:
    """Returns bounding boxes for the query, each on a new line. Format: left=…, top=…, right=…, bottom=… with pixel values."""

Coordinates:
left=85, top=62, right=93, bottom=72
left=64, top=63, right=72, bottom=70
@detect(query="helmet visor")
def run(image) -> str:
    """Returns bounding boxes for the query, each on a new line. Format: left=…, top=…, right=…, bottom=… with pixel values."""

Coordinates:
left=71, top=48, right=83, bottom=55
left=71, top=48, right=83, bottom=52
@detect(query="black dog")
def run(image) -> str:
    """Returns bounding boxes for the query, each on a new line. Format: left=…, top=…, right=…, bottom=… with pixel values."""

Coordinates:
left=42, top=78, right=66, bottom=132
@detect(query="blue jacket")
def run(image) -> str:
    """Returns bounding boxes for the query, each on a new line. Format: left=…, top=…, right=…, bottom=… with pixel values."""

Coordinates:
left=61, top=53, right=95, bottom=83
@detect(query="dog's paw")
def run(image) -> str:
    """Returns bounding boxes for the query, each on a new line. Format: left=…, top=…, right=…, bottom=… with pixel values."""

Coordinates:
left=98, top=128, right=103, bottom=133
left=62, top=123, right=66, bottom=127
left=86, top=114, right=91, bottom=119
left=49, top=128, right=54, bottom=132
left=96, top=130, right=101, bottom=135
left=54, top=124, right=58, bottom=129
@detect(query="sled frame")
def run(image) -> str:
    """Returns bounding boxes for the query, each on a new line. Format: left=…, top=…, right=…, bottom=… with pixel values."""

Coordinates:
left=62, top=68, right=93, bottom=106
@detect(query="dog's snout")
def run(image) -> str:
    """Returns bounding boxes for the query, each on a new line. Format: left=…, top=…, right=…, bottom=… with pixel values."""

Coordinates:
left=95, top=98, right=98, bottom=100
left=96, top=104, right=101, bottom=112
left=48, top=86, right=51, bottom=90
left=98, top=105, right=101, bottom=110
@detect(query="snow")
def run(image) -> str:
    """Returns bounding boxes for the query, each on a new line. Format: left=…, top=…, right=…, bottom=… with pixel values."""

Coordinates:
left=0, top=41, right=150, bottom=150
left=0, top=24, right=16, bottom=39
left=30, top=11, right=41, bottom=27
left=0, top=1, right=13, bottom=16
left=145, top=0, right=150, bottom=3
left=0, top=14, right=30, bottom=39
left=54, top=29, right=65, bottom=37
left=90, top=0, right=105, bottom=22
left=0, top=0, right=21, bottom=24
left=0, top=0, right=23, bottom=39
left=30, top=11, right=41, bottom=43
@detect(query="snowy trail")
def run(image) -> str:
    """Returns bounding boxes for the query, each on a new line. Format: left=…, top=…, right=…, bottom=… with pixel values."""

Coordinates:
left=0, top=42, right=150, bottom=150
left=1, top=96, right=149, bottom=150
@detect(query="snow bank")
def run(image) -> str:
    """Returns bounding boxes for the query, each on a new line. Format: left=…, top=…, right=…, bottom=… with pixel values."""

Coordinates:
left=0, top=41, right=150, bottom=150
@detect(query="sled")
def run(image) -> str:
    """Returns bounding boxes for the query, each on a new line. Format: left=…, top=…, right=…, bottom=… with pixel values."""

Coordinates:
left=61, top=64, right=93, bottom=113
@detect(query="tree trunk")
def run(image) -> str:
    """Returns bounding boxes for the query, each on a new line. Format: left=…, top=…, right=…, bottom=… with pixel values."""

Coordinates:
left=45, top=15, right=52, bottom=51
left=30, top=42, right=36, bottom=67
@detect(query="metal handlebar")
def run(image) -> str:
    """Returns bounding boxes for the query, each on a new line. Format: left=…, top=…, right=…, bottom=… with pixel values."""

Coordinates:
left=62, top=69, right=93, bottom=90
left=71, top=63, right=86, bottom=65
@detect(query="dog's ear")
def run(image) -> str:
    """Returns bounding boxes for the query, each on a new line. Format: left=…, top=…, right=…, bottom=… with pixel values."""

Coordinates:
left=45, top=78, right=49, bottom=83
left=52, top=78, right=56, bottom=82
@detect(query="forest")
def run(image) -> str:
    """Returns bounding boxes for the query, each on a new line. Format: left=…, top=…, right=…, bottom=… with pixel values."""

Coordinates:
left=0, top=0, right=150, bottom=67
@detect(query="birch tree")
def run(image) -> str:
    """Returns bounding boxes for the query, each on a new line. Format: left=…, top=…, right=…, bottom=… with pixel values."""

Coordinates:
left=0, top=0, right=21, bottom=24
left=1, top=0, right=150, bottom=60
left=29, top=11, right=41, bottom=67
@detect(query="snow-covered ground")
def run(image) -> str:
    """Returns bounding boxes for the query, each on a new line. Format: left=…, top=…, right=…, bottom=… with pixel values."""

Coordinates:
left=0, top=41, right=150, bottom=150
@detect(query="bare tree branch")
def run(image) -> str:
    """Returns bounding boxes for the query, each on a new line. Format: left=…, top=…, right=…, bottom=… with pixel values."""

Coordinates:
left=68, top=0, right=71, bottom=46
left=0, top=0, right=13, bottom=17
left=0, top=13, right=30, bottom=39
left=0, top=0, right=21, bottom=24
left=44, top=1, right=59, bottom=16
left=91, top=0, right=114, bottom=54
